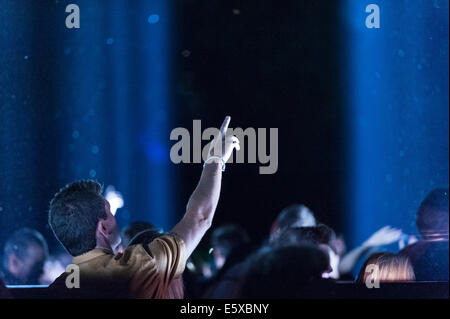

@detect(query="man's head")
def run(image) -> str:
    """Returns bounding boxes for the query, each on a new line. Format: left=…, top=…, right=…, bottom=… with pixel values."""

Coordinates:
left=121, top=221, right=160, bottom=248
left=416, top=188, right=449, bottom=240
left=240, top=243, right=330, bottom=298
left=271, top=224, right=335, bottom=246
left=270, top=204, right=317, bottom=239
left=2, top=228, right=48, bottom=285
left=48, top=180, right=121, bottom=256
left=210, top=224, right=250, bottom=270
left=270, top=224, right=339, bottom=278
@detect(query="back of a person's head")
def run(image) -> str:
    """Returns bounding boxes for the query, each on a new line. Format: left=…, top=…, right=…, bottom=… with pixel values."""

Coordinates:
left=48, top=180, right=106, bottom=256
left=271, top=224, right=337, bottom=252
left=122, top=221, right=159, bottom=248
left=128, top=229, right=163, bottom=246
left=210, top=224, right=250, bottom=259
left=2, top=227, right=49, bottom=270
left=416, top=188, right=449, bottom=240
left=240, top=244, right=329, bottom=298
left=357, top=252, right=415, bottom=284
left=275, top=204, right=317, bottom=231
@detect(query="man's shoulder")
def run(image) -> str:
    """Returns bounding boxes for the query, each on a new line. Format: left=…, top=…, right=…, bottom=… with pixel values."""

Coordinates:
left=129, top=233, right=186, bottom=261
left=399, top=241, right=426, bottom=256
left=398, top=240, right=441, bottom=264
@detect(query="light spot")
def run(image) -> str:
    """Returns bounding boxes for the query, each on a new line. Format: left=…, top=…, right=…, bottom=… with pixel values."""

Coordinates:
left=89, top=169, right=97, bottom=178
left=148, top=14, right=160, bottom=24
left=186, top=261, right=195, bottom=271
left=181, top=49, right=191, bottom=58
left=92, top=145, right=99, bottom=154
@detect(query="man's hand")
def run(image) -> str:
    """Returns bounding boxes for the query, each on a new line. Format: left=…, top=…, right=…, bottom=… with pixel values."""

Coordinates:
left=339, top=226, right=402, bottom=275
left=207, top=116, right=240, bottom=163
left=363, top=226, right=402, bottom=248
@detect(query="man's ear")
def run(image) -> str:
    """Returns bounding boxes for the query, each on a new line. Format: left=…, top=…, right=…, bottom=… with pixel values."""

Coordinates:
left=213, top=247, right=221, bottom=259
left=270, top=220, right=279, bottom=235
left=96, top=219, right=108, bottom=237
left=8, top=253, right=22, bottom=276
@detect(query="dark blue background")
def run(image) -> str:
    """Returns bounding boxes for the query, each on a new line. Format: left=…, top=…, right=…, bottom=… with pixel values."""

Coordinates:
left=0, top=1, right=448, bottom=259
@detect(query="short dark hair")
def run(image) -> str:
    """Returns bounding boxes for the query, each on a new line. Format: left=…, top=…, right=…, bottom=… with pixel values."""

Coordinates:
left=3, top=228, right=48, bottom=270
left=416, top=188, right=449, bottom=239
left=211, top=224, right=250, bottom=258
left=277, top=204, right=316, bottom=230
left=121, top=221, right=159, bottom=248
left=48, top=180, right=106, bottom=256
left=272, top=224, right=338, bottom=254
left=240, top=244, right=329, bottom=298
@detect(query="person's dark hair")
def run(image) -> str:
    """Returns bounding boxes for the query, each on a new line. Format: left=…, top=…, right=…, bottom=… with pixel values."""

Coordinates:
left=128, top=229, right=163, bottom=247
left=416, top=188, right=449, bottom=240
left=211, top=224, right=250, bottom=259
left=2, top=227, right=49, bottom=270
left=276, top=204, right=317, bottom=230
left=271, top=224, right=338, bottom=254
left=240, top=244, right=330, bottom=298
left=48, top=180, right=106, bottom=256
left=121, top=221, right=159, bottom=248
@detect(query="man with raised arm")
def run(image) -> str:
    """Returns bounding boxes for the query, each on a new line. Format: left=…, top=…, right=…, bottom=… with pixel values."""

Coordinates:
left=48, top=116, right=240, bottom=298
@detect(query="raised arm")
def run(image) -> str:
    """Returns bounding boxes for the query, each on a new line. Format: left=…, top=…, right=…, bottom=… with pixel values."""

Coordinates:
left=171, top=116, right=240, bottom=257
left=338, top=226, right=402, bottom=275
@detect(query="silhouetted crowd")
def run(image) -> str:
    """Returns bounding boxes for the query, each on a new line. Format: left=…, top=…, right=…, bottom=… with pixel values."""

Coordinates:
left=0, top=187, right=448, bottom=298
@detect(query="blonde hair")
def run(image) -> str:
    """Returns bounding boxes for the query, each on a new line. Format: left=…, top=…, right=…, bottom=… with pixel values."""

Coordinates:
left=357, top=252, right=415, bottom=283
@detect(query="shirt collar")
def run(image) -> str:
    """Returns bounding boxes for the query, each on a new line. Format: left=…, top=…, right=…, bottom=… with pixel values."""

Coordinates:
left=72, top=248, right=114, bottom=265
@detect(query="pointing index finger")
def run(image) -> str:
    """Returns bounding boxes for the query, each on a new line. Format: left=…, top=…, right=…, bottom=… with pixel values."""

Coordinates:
left=219, top=116, right=231, bottom=135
